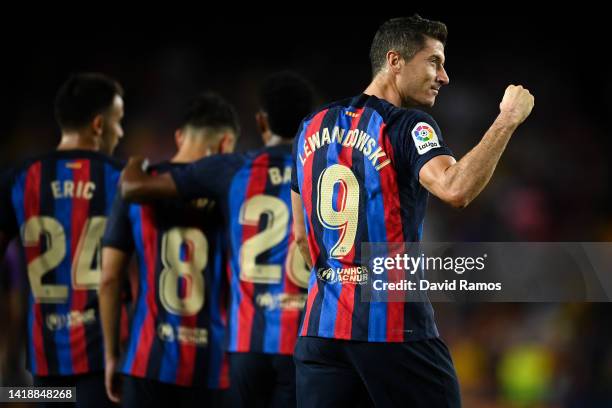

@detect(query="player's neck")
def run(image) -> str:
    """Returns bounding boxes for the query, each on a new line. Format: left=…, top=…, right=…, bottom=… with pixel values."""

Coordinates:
left=57, top=132, right=101, bottom=152
left=171, top=143, right=212, bottom=163
left=364, top=75, right=403, bottom=108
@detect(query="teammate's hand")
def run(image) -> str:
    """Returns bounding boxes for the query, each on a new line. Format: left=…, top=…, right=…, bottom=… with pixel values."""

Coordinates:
left=105, top=357, right=122, bottom=403
left=121, top=156, right=148, bottom=178
left=120, top=156, right=148, bottom=186
left=499, top=85, right=535, bottom=126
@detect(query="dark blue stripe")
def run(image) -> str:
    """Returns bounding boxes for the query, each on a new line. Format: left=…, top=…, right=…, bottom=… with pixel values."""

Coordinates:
left=53, top=160, right=74, bottom=374
left=120, top=204, right=148, bottom=373
left=362, top=110, right=390, bottom=341
left=226, top=159, right=251, bottom=351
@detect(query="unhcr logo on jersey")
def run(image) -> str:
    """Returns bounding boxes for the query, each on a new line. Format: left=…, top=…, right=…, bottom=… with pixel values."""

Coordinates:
left=316, top=266, right=369, bottom=285
left=158, top=323, right=175, bottom=342
left=317, top=267, right=338, bottom=283
left=45, top=309, right=96, bottom=331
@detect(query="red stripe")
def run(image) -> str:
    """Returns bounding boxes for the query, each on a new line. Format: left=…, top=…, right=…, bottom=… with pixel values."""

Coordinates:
left=24, top=162, right=48, bottom=375
left=216, top=262, right=230, bottom=387
left=131, top=205, right=158, bottom=376
left=300, top=282, right=318, bottom=336
left=218, top=353, right=230, bottom=389
left=298, top=110, right=327, bottom=335
left=378, top=124, right=406, bottom=342
left=236, top=153, right=270, bottom=351
left=333, top=109, right=363, bottom=339
left=278, top=229, right=301, bottom=354
left=69, top=159, right=90, bottom=373
left=176, top=235, right=198, bottom=385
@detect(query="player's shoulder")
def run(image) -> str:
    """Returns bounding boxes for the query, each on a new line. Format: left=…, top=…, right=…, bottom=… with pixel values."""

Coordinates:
left=402, top=108, right=437, bottom=126
left=304, top=94, right=436, bottom=127
left=248, top=143, right=293, bottom=163
left=147, top=161, right=176, bottom=174
left=188, top=152, right=247, bottom=183
left=13, top=149, right=124, bottom=173
left=298, top=95, right=360, bottom=125
left=214, top=152, right=247, bottom=170
left=183, top=152, right=243, bottom=169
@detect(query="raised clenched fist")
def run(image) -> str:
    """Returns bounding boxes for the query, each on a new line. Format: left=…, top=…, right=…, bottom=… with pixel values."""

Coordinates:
left=499, top=85, right=535, bottom=126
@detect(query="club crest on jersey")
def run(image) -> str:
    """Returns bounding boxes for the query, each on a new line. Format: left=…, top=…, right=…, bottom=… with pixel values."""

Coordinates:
left=411, top=122, right=440, bottom=155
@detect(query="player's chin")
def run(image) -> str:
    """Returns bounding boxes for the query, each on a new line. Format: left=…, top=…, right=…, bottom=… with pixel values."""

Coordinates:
left=421, top=96, right=436, bottom=107
left=425, top=89, right=439, bottom=106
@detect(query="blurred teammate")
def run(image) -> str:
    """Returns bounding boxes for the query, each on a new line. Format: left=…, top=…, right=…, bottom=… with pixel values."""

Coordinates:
left=290, top=15, right=534, bottom=407
left=119, top=71, right=316, bottom=407
left=0, top=240, right=28, bottom=386
left=100, top=92, right=238, bottom=407
left=0, top=73, right=125, bottom=407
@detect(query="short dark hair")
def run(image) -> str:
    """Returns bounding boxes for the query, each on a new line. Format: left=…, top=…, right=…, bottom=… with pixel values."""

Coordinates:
left=179, top=92, right=240, bottom=135
left=369, top=14, right=448, bottom=76
left=54, top=73, right=123, bottom=130
left=259, top=71, right=316, bottom=139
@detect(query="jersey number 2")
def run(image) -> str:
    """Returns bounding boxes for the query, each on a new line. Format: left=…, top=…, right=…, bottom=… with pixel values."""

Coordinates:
left=22, top=216, right=106, bottom=303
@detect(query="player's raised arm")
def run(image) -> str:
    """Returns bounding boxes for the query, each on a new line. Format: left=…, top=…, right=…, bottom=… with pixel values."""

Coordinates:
left=120, top=156, right=178, bottom=202
left=419, top=84, right=534, bottom=208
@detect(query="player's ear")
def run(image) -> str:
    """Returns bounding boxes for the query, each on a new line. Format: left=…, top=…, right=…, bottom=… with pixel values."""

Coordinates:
left=255, top=110, right=272, bottom=146
left=219, top=132, right=236, bottom=154
left=174, top=129, right=185, bottom=149
left=386, top=50, right=403, bottom=74
left=92, top=114, right=104, bottom=136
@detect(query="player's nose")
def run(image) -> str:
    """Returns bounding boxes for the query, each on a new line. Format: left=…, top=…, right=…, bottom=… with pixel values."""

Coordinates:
left=438, top=66, right=450, bottom=86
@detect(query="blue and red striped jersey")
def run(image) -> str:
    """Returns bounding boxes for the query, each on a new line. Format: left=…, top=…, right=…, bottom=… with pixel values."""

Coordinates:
left=0, top=150, right=122, bottom=376
left=102, top=162, right=229, bottom=388
left=291, top=94, right=454, bottom=342
left=171, top=144, right=309, bottom=355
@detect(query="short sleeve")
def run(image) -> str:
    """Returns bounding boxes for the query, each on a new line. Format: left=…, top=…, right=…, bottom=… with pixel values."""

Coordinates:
left=393, top=110, right=454, bottom=180
left=102, top=193, right=134, bottom=252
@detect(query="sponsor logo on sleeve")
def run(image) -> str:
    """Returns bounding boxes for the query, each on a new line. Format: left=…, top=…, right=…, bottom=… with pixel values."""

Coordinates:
left=411, top=122, right=440, bottom=155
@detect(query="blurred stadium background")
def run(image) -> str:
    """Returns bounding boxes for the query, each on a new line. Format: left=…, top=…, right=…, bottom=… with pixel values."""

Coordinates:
left=1, top=15, right=610, bottom=407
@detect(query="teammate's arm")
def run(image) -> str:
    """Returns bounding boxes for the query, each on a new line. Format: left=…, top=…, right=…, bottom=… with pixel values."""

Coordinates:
left=99, top=247, right=130, bottom=403
left=120, top=157, right=177, bottom=202
left=291, top=191, right=312, bottom=269
left=419, top=85, right=534, bottom=208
